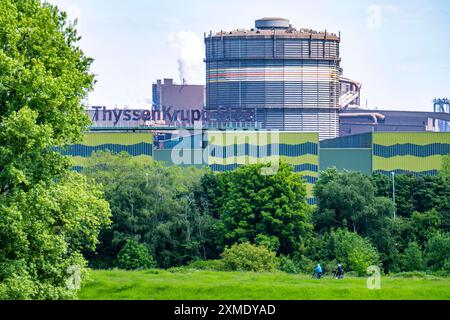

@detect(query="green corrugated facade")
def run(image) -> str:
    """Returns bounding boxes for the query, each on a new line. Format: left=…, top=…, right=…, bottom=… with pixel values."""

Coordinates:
left=61, top=131, right=450, bottom=202
left=60, top=132, right=153, bottom=170
left=319, top=132, right=450, bottom=176
left=206, top=131, right=319, bottom=201
left=372, top=132, right=450, bottom=175
left=319, top=149, right=372, bottom=175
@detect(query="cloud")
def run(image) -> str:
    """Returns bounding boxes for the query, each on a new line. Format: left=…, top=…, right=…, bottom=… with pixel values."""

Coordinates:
left=167, top=31, right=204, bottom=84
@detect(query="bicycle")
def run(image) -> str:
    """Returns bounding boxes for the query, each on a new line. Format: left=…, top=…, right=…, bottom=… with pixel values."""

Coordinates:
left=332, top=271, right=344, bottom=279
left=312, top=271, right=327, bottom=279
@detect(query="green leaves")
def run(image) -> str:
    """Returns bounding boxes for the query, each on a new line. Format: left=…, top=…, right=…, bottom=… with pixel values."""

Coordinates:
left=0, top=108, right=78, bottom=203
left=82, top=151, right=217, bottom=269
left=400, top=242, right=425, bottom=272
left=0, top=0, right=110, bottom=299
left=324, top=229, right=380, bottom=276
left=117, top=239, right=155, bottom=270
left=442, top=154, right=450, bottom=179
left=314, top=169, right=394, bottom=235
left=0, top=0, right=94, bottom=144
left=313, top=169, right=450, bottom=274
left=0, top=170, right=110, bottom=299
left=425, top=233, right=450, bottom=272
left=210, top=162, right=312, bottom=256
left=220, top=243, right=278, bottom=273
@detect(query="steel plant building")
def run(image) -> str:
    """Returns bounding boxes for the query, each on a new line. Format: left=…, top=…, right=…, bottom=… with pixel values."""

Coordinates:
left=63, top=130, right=450, bottom=204
left=205, top=18, right=341, bottom=140
left=339, top=109, right=450, bottom=136
left=66, top=17, right=450, bottom=203
left=152, top=78, right=204, bottom=114
left=320, top=132, right=450, bottom=176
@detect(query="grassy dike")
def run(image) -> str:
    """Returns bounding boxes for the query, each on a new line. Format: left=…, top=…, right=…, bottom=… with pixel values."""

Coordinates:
left=79, top=270, right=450, bottom=300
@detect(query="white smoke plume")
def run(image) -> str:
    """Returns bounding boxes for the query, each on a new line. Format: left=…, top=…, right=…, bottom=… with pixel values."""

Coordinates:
left=168, top=31, right=203, bottom=84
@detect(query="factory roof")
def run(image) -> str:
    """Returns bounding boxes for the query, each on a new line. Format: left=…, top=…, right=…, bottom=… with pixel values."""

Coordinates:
left=206, top=18, right=339, bottom=40
left=341, top=109, right=450, bottom=122
left=206, top=28, right=339, bottom=40
left=256, top=17, right=289, bottom=21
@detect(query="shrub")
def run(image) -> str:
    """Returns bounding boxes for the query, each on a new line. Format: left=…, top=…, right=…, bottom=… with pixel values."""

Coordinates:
left=326, top=229, right=380, bottom=276
left=294, top=255, right=317, bottom=274
left=83, top=152, right=217, bottom=269
left=425, top=233, right=450, bottom=271
left=277, top=254, right=316, bottom=274
left=444, top=259, right=450, bottom=274
left=277, top=256, right=301, bottom=274
left=400, top=242, right=425, bottom=272
left=116, top=240, right=155, bottom=270
left=220, top=243, right=277, bottom=272
left=0, top=272, right=36, bottom=300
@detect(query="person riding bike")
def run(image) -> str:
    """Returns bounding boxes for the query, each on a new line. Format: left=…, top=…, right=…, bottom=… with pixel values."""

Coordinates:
left=313, top=264, right=323, bottom=279
left=334, top=263, right=344, bottom=279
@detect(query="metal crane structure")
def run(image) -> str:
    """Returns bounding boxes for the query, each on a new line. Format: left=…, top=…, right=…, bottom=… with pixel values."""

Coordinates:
left=434, top=98, right=450, bottom=132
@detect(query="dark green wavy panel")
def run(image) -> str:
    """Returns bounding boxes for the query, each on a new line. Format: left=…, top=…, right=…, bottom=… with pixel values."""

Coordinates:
left=375, top=169, right=439, bottom=176
left=209, top=163, right=318, bottom=172
left=374, top=143, right=450, bottom=158
left=209, top=143, right=318, bottom=158
left=54, top=142, right=153, bottom=157
left=209, top=164, right=318, bottom=183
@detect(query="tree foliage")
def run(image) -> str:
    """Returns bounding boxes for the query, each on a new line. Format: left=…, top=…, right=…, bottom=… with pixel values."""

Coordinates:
left=314, top=168, right=394, bottom=236
left=372, top=173, right=450, bottom=231
left=400, top=242, right=425, bottom=272
left=0, top=0, right=93, bottom=143
left=209, top=162, right=313, bottom=256
left=320, top=229, right=380, bottom=276
left=313, top=169, right=450, bottom=274
left=220, top=243, right=277, bottom=272
left=116, top=239, right=155, bottom=270
left=78, top=151, right=450, bottom=275
left=82, top=151, right=217, bottom=269
left=0, top=0, right=110, bottom=299
left=425, top=233, right=450, bottom=272
left=441, top=154, right=450, bottom=179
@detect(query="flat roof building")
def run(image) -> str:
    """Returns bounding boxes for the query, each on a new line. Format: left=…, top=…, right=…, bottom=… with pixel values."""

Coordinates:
left=339, top=109, right=450, bottom=136
left=152, top=78, right=204, bottom=113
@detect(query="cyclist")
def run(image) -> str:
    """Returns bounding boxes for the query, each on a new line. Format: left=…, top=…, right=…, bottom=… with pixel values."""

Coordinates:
left=334, top=263, right=344, bottom=279
left=313, top=264, right=323, bottom=279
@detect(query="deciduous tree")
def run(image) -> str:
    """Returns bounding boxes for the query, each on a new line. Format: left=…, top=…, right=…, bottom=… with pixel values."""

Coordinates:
left=0, top=0, right=110, bottom=299
left=211, top=162, right=313, bottom=256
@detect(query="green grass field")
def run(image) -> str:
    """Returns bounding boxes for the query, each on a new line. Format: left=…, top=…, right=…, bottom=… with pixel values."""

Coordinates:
left=79, top=270, right=450, bottom=300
